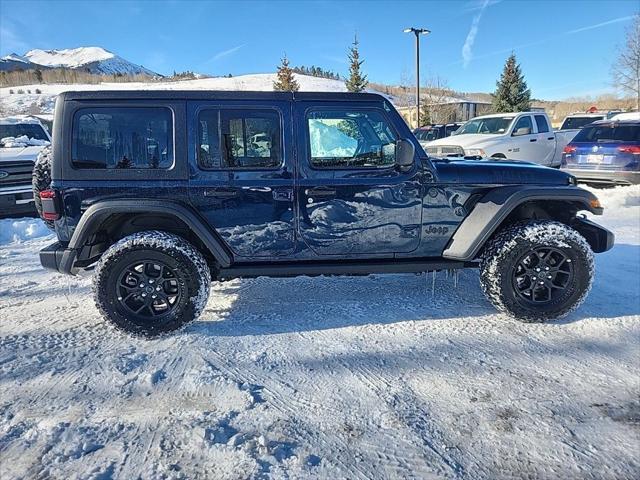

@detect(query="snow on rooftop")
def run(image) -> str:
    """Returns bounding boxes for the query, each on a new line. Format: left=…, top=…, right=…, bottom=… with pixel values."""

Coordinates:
left=0, top=115, right=45, bottom=125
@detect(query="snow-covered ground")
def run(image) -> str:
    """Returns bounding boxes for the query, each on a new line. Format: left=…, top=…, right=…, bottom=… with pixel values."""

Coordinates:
left=0, top=187, right=638, bottom=479
left=0, top=74, right=391, bottom=117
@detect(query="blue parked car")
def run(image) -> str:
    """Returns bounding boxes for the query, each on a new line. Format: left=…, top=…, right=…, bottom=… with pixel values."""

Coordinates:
left=561, top=119, right=640, bottom=186
left=34, top=90, right=613, bottom=336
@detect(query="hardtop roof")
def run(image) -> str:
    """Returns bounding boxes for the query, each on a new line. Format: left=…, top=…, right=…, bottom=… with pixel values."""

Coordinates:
left=58, top=90, right=386, bottom=102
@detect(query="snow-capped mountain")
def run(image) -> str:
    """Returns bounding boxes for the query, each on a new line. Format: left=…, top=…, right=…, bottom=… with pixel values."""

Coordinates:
left=0, top=47, right=157, bottom=76
left=0, top=53, right=33, bottom=72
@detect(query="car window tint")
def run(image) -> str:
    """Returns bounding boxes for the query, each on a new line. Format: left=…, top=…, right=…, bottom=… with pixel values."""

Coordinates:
left=306, top=109, right=397, bottom=168
left=198, top=109, right=281, bottom=169
left=72, top=107, right=173, bottom=169
left=534, top=115, right=550, bottom=133
left=573, top=124, right=640, bottom=142
left=513, top=115, right=533, bottom=134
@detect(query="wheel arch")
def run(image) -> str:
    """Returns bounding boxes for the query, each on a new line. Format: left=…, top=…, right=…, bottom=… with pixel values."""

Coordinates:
left=442, top=186, right=609, bottom=261
left=63, top=200, right=232, bottom=272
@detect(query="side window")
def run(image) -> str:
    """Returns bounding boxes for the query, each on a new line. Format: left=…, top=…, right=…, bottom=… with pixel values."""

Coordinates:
left=513, top=115, right=533, bottom=135
left=534, top=115, right=550, bottom=133
left=72, top=107, right=173, bottom=169
left=197, top=109, right=281, bottom=169
left=306, top=109, right=397, bottom=168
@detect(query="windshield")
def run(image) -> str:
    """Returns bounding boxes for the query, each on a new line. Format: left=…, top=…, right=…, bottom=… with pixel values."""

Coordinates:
left=415, top=128, right=441, bottom=141
left=457, top=117, right=513, bottom=135
left=560, top=116, right=604, bottom=130
left=0, top=124, right=49, bottom=145
left=572, top=124, right=640, bottom=143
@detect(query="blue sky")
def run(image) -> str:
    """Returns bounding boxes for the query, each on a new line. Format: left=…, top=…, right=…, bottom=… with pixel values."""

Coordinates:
left=0, top=0, right=637, bottom=99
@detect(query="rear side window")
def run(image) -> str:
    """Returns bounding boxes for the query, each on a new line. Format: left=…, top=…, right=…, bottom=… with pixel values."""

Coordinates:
left=572, top=124, right=640, bottom=143
left=197, top=109, right=281, bottom=169
left=534, top=115, right=550, bottom=133
left=560, top=116, right=604, bottom=130
left=72, top=107, right=173, bottom=169
left=306, top=109, right=397, bottom=169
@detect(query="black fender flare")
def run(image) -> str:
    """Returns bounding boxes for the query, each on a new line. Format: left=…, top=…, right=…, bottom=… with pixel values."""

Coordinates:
left=442, top=186, right=604, bottom=261
left=61, top=199, right=232, bottom=272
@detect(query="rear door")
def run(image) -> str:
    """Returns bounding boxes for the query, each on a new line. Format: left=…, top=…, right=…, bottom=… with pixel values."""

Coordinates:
left=533, top=114, right=556, bottom=166
left=188, top=100, right=296, bottom=259
left=294, top=101, right=422, bottom=256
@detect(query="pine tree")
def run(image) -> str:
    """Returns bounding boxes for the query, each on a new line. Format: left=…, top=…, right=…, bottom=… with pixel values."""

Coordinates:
left=492, top=53, right=531, bottom=112
left=346, top=35, right=368, bottom=93
left=273, top=54, right=300, bottom=92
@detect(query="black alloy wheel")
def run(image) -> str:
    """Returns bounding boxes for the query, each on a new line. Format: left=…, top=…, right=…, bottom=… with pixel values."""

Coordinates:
left=511, top=247, right=574, bottom=304
left=116, top=260, right=183, bottom=319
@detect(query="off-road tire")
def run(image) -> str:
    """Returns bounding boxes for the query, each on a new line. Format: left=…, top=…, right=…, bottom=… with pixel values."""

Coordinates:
left=480, top=220, right=594, bottom=322
left=93, top=231, right=211, bottom=337
left=32, top=146, right=54, bottom=229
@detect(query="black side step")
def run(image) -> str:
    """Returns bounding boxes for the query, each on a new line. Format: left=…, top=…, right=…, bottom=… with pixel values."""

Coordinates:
left=217, top=259, right=477, bottom=280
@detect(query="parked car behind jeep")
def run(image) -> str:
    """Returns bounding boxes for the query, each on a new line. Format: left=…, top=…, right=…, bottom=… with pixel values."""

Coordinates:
left=424, top=112, right=573, bottom=167
left=561, top=119, right=640, bottom=186
left=413, top=123, right=462, bottom=143
left=38, top=91, right=613, bottom=337
left=0, top=116, right=51, bottom=218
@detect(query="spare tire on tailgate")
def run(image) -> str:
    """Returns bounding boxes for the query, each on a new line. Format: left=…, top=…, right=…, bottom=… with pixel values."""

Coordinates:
left=32, top=146, right=54, bottom=230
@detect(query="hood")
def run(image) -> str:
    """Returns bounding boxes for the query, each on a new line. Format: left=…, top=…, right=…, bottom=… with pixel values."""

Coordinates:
left=426, top=133, right=502, bottom=148
left=432, top=158, right=573, bottom=186
left=0, top=145, right=44, bottom=163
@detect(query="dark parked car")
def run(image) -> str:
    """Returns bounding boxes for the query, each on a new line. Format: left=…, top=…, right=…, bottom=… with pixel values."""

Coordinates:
left=561, top=119, right=640, bottom=186
left=37, top=90, right=613, bottom=336
left=413, top=123, right=462, bottom=143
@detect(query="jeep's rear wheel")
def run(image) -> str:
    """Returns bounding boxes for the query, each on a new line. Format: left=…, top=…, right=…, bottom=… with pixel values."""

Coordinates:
left=480, top=221, right=594, bottom=322
left=94, top=231, right=211, bottom=337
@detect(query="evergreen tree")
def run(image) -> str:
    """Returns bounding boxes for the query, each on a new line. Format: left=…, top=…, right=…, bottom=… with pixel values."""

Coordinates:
left=273, top=54, right=300, bottom=92
left=492, top=53, right=531, bottom=112
left=346, top=35, right=368, bottom=93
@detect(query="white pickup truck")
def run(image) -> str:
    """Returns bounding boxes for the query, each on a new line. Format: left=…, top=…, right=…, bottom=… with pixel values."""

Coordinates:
left=422, top=112, right=576, bottom=167
left=0, top=116, right=52, bottom=217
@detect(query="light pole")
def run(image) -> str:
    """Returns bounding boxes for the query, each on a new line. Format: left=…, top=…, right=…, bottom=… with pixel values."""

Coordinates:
left=404, top=27, right=430, bottom=128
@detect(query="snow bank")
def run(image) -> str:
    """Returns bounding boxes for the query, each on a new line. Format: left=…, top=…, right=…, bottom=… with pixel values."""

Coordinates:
left=0, top=218, right=51, bottom=244
left=0, top=74, right=395, bottom=116
left=585, top=184, right=640, bottom=209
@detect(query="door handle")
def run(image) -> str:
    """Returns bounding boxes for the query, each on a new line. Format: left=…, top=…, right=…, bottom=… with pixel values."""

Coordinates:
left=529, top=138, right=537, bottom=142
left=547, top=137, right=554, bottom=140
left=204, top=189, right=238, bottom=199
left=305, top=187, right=337, bottom=199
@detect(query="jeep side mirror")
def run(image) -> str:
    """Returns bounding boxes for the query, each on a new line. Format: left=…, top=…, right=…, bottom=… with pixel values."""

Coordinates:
left=512, top=127, right=531, bottom=136
left=395, top=138, right=415, bottom=169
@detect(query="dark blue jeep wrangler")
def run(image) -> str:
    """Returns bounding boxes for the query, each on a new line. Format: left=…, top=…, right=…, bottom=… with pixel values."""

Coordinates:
left=36, top=91, right=614, bottom=336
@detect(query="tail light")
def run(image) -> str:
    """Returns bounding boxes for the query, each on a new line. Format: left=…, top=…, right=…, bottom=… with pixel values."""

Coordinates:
left=39, top=189, right=60, bottom=221
left=563, top=145, right=577, bottom=154
left=617, top=145, right=640, bottom=154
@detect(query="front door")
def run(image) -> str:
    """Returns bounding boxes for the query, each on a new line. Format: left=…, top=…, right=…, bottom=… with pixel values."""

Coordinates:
left=509, top=114, right=537, bottom=161
left=294, top=102, right=422, bottom=256
left=188, top=100, right=296, bottom=259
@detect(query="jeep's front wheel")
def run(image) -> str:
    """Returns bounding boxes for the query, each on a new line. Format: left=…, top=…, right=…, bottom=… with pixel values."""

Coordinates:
left=93, top=231, right=211, bottom=337
left=480, top=221, right=594, bottom=322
